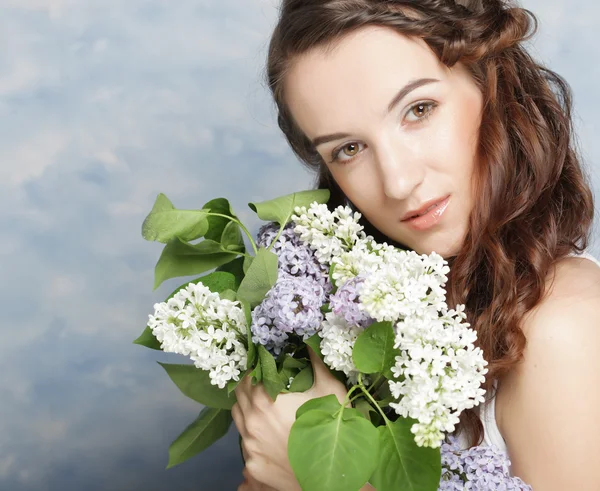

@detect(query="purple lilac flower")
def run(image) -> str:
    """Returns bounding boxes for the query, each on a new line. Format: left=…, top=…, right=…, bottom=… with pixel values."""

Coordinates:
left=439, top=436, right=532, bottom=490
left=257, top=222, right=332, bottom=296
left=250, top=276, right=325, bottom=355
left=329, top=275, right=374, bottom=328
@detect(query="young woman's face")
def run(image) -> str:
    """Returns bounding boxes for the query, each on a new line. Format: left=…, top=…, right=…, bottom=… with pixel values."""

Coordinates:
left=284, top=26, right=484, bottom=257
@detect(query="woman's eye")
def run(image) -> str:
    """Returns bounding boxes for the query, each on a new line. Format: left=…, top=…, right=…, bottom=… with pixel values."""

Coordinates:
left=404, top=101, right=437, bottom=124
left=331, top=142, right=365, bottom=163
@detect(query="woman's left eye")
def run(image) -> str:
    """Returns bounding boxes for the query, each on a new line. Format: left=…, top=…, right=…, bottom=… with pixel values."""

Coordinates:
left=404, top=101, right=437, bottom=124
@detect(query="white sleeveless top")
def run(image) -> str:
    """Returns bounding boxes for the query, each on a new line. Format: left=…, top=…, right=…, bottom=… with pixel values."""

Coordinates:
left=458, top=250, right=600, bottom=471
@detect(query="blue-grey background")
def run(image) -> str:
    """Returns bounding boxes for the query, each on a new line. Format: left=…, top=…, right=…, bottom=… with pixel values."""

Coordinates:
left=0, top=1, right=597, bottom=490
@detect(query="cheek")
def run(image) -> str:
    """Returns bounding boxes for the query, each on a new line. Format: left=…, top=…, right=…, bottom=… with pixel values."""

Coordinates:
left=330, top=163, right=381, bottom=208
left=431, top=106, right=480, bottom=177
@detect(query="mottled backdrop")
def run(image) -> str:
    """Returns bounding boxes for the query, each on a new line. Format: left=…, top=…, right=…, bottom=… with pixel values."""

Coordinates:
left=0, top=1, right=597, bottom=490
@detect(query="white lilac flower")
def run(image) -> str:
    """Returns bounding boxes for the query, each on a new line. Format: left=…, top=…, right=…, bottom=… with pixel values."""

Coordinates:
left=250, top=276, right=325, bottom=355
left=147, top=282, right=248, bottom=389
left=286, top=202, right=487, bottom=448
left=329, top=275, right=374, bottom=328
left=330, top=240, right=382, bottom=287
left=257, top=222, right=331, bottom=295
left=388, top=307, right=488, bottom=448
left=439, top=436, right=532, bottom=490
left=291, top=203, right=366, bottom=264
left=358, top=249, right=450, bottom=323
left=319, top=311, right=365, bottom=384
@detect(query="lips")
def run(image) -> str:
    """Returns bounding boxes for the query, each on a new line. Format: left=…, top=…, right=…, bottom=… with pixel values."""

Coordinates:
left=401, top=196, right=451, bottom=231
left=401, top=195, right=450, bottom=221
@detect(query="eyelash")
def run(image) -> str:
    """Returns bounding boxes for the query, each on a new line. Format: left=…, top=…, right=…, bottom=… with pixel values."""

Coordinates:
left=328, top=100, right=438, bottom=164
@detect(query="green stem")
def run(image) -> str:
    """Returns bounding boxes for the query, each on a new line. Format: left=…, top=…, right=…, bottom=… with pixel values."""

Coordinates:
left=335, top=385, right=362, bottom=417
left=204, top=212, right=258, bottom=255
left=358, top=373, right=390, bottom=424
left=349, top=393, right=363, bottom=405
left=266, top=223, right=287, bottom=253
left=367, top=374, right=384, bottom=394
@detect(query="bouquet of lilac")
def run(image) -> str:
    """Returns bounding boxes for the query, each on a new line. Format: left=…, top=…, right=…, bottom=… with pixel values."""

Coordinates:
left=135, top=189, right=529, bottom=491
left=440, top=438, right=532, bottom=490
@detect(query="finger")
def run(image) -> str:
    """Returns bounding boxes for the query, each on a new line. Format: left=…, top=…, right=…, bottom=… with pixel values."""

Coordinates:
left=241, top=467, right=261, bottom=490
left=307, top=345, right=329, bottom=385
left=247, top=380, right=273, bottom=409
left=234, top=374, right=253, bottom=413
left=239, top=470, right=278, bottom=491
left=242, top=467, right=284, bottom=491
left=241, top=442, right=250, bottom=463
left=231, top=402, right=247, bottom=438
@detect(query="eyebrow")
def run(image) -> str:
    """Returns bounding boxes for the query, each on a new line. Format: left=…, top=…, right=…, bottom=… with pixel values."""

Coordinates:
left=311, top=77, right=440, bottom=148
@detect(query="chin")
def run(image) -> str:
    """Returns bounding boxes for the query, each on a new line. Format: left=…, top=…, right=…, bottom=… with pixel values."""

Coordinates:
left=403, top=236, right=463, bottom=259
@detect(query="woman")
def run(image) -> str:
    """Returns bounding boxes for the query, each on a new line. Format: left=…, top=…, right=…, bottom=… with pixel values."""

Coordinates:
left=232, top=1, right=600, bottom=489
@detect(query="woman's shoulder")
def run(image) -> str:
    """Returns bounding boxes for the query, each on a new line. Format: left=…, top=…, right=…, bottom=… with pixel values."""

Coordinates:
left=497, top=251, right=600, bottom=487
left=517, top=250, right=600, bottom=385
left=523, top=251, right=600, bottom=334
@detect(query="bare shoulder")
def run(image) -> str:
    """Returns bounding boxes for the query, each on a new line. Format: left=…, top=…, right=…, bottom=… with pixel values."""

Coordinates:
left=498, top=255, right=600, bottom=490
left=535, top=253, right=599, bottom=310
left=519, top=255, right=600, bottom=342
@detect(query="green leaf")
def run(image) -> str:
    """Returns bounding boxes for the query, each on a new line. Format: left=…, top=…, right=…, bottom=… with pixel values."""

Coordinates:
left=153, top=238, right=238, bottom=290
left=221, top=221, right=244, bottom=252
left=288, top=365, right=314, bottom=393
left=304, top=333, right=323, bottom=359
left=257, top=345, right=285, bottom=400
left=296, top=394, right=342, bottom=420
left=219, top=289, right=237, bottom=301
left=236, top=247, right=278, bottom=308
left=248, top=189, right=330, bottom=226
left=142, top=193, right=209, bottom=243
left=202, top=197, right=238, bottom=243
left=166, top=271, right=238, bottom=300
left=282, top=355, right=307, bottom=371
left=369, top=418, right=441, bottom=491
left=158, top=362, right=237, bottom=410
left=354, top=399, right=381, bottom=425
left=328, top=263, right=338, bottom=294
left=167, top=407, right=232, bottom=468
left=288, top=407, right=379, bottom=491
left=242, top=254, right=254, bottom=274
left=133, top=326, right=161, bottom=350
left=250, top=357, right=262, bottom=384
left=352, top=321, right=400, bottom=375
left=215, top=257, right=245, bottom=290
left=239, top=300, right=256, bottom=368
left=278, top=366, right=296, bottom=391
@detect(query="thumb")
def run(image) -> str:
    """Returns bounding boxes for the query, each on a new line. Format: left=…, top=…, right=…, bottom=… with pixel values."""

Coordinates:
left=306, top=345, right=349, bottom=406
left=307, top=345, right=329, bottom=386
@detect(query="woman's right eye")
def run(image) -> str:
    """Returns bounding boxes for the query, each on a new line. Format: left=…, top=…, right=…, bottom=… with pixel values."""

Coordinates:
left=330, top=142, right=365, bottom=164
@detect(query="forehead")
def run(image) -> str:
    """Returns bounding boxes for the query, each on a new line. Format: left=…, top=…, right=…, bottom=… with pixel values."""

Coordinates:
left=284, top=26, right=448, bottom=137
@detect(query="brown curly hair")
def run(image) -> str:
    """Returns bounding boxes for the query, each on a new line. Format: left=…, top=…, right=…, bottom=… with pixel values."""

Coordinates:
left=265, top=0, right=595, bottom=446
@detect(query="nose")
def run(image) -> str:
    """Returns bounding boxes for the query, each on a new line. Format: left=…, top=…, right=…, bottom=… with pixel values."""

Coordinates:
left=375, top=136, right=425, bottom=201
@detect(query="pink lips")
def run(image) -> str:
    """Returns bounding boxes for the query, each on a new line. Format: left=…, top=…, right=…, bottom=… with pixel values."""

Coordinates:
left=401, top=196, right=450, bottom=231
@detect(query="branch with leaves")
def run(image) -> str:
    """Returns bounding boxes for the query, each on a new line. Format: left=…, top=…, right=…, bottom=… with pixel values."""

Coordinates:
left=135, top=190, right=529, bottom=491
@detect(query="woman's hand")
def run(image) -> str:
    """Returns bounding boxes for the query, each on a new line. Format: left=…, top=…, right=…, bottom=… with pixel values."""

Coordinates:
left=232, top=347, right=348, bottom=491
left=237, top=467, right=279, bottom=491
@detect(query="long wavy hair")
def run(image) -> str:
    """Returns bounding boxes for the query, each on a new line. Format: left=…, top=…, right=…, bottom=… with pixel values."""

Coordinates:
left=265, top=0, right=594, bottom=446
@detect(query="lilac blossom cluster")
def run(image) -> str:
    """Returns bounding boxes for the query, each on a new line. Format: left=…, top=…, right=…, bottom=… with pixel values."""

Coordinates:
left=329, top=275, right=374, bottom=328
left=147, top=282, right=248, bottom=389
left=257, top=222, right=331, bottom=294
left=250, top=223, right=332, bottom=355
left=292, top=203, right=488, bottom=448
left=439, top=437, right=532, bottom=490
left=251, top=276, right=325, bottom=355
